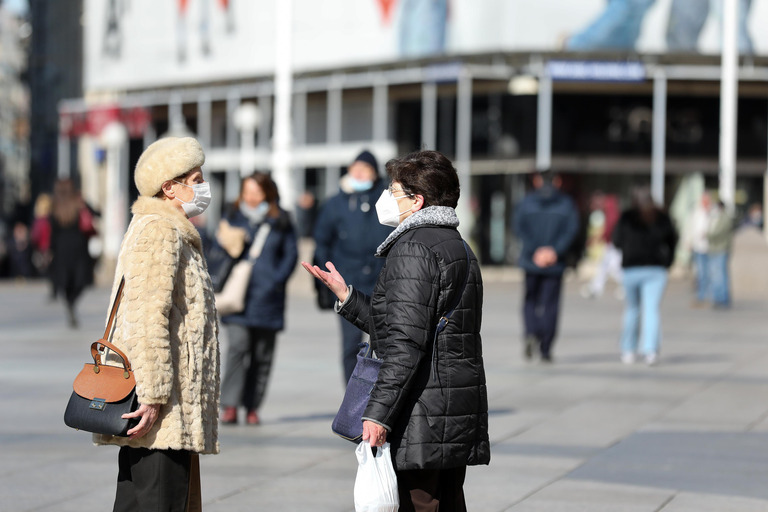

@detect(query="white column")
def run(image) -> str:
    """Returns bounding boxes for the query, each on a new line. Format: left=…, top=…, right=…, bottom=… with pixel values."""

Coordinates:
left=652, top=69, right=667, bottom=205
left=226, top=90, right=241, bottom=202
left=197, top=92, right=212, bottom=149
left=258, top=93, right=273, bottom=149
left=272, top=0, right=295, bottom=211
left=456, top=68, right=473, bottom=237
left=720, top=0, right=739, bottom=213
left=373, top=80, right=389, bottom=143
left=234, top=102, right=260, bottom=177
left=536, top=68, right=553, bottom=171
left=421, top=81, right=437, bottom=150
left=57, top=135, right=70, bottom=179
left=100, top=122, right=129, bottom=264
left=325, top=84, right=343, bottom=198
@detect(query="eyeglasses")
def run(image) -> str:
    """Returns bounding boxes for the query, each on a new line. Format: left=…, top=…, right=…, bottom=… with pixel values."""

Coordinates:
left=388, top=186, right=413, bottom=197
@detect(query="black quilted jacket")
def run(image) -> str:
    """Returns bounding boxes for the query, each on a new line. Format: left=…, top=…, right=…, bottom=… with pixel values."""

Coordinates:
left=338, top=207, right=490, bottom=471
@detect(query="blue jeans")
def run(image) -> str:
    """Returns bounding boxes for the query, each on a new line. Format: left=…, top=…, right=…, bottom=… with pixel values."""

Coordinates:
left=693, top=251, right=710, bottom=302
left=620, top=266, right=668, bottom=356
left=567, top=0, right=656, bottom=50
left=709, top=251, right=731, bottom=306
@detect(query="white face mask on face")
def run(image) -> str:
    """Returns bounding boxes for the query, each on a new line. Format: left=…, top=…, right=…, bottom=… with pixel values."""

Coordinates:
left=375, top=189, right=413, bottom=227
left=174, top=181, right=212, bottom=218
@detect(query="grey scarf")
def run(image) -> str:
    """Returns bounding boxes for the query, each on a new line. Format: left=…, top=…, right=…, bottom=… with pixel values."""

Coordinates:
left=376, top=206, right=460, bottom=257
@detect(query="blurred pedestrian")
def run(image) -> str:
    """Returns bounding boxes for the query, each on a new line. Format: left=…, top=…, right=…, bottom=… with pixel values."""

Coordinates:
left=582, top=192, right=623, bottom=299
left=49, top=179, right=96, bottom=328
left=707, top=200, right=734, bottom=310
left=313, top=150, right=392, bottom=382
left=303, top=150, right=489, bottom=510
left=514, top=171, right=579, bottom=363
left=7, top=221, right=32, bottom=279
left=30, top=193, right=53, bottom=280
left=687, top=192, right=712, bottom=308
left=216, top=172, right=298, bottom=426
left=94, top=137, right=220, bottom=511
left=613, top=187, right=678, bottom=366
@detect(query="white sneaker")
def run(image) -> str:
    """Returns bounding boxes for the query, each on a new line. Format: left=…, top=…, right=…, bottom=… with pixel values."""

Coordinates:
left=645, top=353, right=659, bottom=366
left=621, top=353, right=636, bottom=365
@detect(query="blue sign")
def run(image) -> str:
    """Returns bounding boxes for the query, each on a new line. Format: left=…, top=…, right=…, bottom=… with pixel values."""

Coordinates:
left=548, top=61, right=646, bottom=83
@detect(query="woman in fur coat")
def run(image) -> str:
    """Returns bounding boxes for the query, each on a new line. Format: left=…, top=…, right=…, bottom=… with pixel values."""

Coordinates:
left=95, top=137, right=220, bottom=512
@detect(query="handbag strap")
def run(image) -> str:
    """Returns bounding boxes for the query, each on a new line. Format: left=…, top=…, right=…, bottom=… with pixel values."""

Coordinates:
left=431, top=240, right=471, bottom=381
left=92, top=277, right=130, bottom=369
left=246, top=223, right=272, bottom=262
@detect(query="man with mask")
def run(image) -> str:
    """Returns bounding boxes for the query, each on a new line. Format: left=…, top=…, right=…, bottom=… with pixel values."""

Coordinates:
left=514, top=170, right=579, bottom=363
left=313, top=150, right=393, bottom=383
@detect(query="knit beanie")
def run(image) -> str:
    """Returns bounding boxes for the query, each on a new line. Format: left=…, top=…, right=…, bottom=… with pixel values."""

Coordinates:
left=353, top=150, right=379, bottom=174
left=134, top=137, right=206, bottom=197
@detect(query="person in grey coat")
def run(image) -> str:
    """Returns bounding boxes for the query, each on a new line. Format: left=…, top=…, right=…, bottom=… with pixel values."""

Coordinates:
left=304, top=150, right=489, bottom=511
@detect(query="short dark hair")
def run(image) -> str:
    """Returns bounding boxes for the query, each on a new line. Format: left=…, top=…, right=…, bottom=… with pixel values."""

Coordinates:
left=385, top=150, right=460, bottom=208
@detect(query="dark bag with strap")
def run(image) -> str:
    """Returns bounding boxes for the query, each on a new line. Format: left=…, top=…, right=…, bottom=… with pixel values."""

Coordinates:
left=331, top=241, right=472, bottom=443
left=64, top=278, right=139, bottom=437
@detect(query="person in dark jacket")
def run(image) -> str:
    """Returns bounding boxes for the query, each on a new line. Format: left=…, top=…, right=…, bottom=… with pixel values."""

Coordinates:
left=513, top=171, right=579, bottom=362
left=49, top=179, right=97, bottom=328
left=613, top=187, right=678, bottom=366
left=303, top=150, right=490, bottom=511
left=215, top=172, right=298, bottom=425
left=313, top=150, right=393, bottom=383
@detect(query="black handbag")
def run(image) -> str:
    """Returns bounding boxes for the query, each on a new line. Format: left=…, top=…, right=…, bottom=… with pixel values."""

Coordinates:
left=332, top=241, right=471, bottom=443
left=64, top=278, right=139, bottom=437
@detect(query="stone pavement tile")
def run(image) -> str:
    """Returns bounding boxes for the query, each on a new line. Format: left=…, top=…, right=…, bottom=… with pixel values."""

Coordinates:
left=567, top=431, right=768, bottom=502
left=507, top=480, right=673, bottom=512
left=511, top=400, right=672, bottom=448
left=657, top=379, right=768, bottom=429
left=464, top=452, right=586, bottom=512
left=659, top=492, right=768, bottom=512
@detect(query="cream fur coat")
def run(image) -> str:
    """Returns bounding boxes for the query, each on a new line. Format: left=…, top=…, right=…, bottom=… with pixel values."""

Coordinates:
left=94, top=196, right=220, bottom=454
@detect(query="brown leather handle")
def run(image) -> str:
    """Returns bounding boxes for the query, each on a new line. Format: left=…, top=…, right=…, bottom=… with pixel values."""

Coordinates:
left=103, top=277, right=125, bottom=340
left=91, top=339, right=132, bottom=372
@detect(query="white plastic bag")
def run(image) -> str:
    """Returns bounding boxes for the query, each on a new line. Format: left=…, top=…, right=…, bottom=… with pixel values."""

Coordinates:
left=353, top=442, right=399, bottom=512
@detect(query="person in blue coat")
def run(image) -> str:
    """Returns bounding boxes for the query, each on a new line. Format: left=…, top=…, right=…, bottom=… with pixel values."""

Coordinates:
left=216, top=172, right=297, bottom=425
left=514, top=171, right=579, bottom=362
left=313, top=151, right=393, bottom=382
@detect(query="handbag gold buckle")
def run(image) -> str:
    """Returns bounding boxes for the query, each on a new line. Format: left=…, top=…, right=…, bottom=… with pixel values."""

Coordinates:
left=89, top=398, right=106, bottom=411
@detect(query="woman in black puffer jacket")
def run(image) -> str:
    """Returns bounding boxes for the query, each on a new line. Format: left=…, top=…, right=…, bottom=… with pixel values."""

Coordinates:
left=303, top=150, right=490, bottom=511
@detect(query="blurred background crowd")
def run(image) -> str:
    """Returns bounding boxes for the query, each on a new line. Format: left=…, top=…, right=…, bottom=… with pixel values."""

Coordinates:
left=0, top=0, right=767, bottom=329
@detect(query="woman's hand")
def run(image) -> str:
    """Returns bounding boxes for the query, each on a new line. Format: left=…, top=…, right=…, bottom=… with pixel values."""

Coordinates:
left=300, top=261, right=349, bottom=303
left=123, top=403, right=161, bottom=440
left=362, top=420, right=388, bottom=447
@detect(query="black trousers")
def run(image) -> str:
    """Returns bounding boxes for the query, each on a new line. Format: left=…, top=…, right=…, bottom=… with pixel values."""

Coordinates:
left=397, top=466, right=467, bottom=512
left=113, top=447, right=193, bottom=512
left=221, top=324, right=277, bottom=411
left=523, top=272, right=564, bottom=357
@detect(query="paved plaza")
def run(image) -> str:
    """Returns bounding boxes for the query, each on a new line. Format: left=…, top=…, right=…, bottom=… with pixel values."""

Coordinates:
left=1, top=270, right=768, bottom=511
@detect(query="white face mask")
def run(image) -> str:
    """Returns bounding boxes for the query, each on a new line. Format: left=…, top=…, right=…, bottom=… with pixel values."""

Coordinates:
left=174, top=181, right=212, bottom=218
left=375, top=189, right=412, bottom=227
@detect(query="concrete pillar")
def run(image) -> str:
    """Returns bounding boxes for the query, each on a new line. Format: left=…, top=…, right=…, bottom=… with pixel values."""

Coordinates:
left=652, top=69, right=667, bottom=205
left=536, top=68, right=553, bottom=171
left=422, top=81, right=437, bottom=150
left=456, top=68, right=473, bottom=237
left=719, top=0, right=739, bottom=213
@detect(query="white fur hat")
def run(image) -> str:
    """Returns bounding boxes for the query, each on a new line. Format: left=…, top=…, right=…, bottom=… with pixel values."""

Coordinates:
left=134, top=137, right=205, bottom=197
